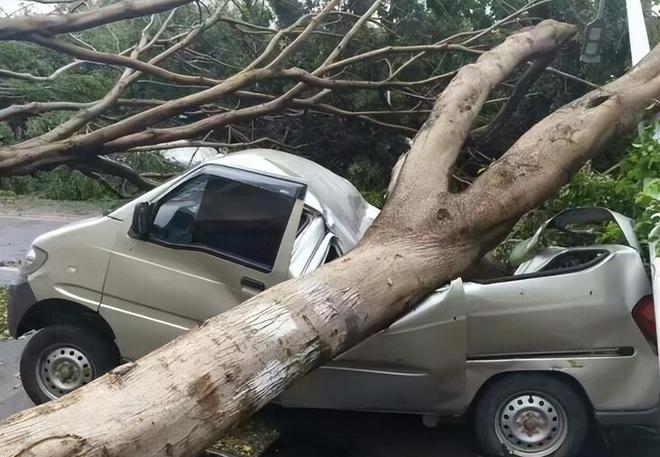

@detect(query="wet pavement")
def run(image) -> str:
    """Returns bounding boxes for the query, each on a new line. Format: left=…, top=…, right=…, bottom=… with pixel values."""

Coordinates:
left=0, top=215, right=74, bottom=285
left=261, top=407, right=660, bottom=457
left=0, top=338, right=32, bottom=421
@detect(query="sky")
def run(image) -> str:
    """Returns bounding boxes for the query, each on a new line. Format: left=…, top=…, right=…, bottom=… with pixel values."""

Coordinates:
left=0, top=1, right=56, bottom=16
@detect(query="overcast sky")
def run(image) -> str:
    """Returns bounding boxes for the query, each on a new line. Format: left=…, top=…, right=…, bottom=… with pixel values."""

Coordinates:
left=0, top=1, right=56, bottom=16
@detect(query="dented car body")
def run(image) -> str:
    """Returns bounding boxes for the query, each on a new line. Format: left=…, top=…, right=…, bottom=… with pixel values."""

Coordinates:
left=282, top=208, right=659, bottom=425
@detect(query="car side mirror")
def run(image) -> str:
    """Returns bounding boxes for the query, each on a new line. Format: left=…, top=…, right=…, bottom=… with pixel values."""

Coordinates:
left=128, top=202, right=152, bottom=240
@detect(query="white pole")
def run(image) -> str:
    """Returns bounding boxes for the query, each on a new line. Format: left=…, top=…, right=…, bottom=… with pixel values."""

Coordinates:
left=626, top=0, right=651, bottom=65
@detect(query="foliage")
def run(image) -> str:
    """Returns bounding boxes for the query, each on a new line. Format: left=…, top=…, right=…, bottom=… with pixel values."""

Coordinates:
left=0, top=150, right=182, bottom=201
left=504, top=124, right=660, bottom=259
left=1, top=169, right=117, bottom=201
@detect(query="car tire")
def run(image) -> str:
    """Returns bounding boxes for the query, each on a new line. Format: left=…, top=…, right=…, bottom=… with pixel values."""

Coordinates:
left=20, top=325, right=120, bottom=405
left=474, top=373, right=590, bottom=457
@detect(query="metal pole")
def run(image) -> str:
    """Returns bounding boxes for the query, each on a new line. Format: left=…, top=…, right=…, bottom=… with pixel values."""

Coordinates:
left=626, top=0, right=651, bottom=65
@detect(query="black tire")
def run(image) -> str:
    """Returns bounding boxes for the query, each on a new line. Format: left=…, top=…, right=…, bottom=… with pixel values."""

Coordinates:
left=474, top=373, right=590, bottom=457
left=20, top=325, right=120, bottom=405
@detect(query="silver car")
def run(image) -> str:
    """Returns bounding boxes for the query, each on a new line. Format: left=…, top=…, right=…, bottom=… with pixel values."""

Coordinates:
left=8, top=149, right=659, bottom=457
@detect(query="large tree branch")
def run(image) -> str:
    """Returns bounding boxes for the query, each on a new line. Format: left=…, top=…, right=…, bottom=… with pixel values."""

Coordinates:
left=12, top=2, right=229, bottom=149
left=0, top=0, right=389, bottom=172
left=378, top=20, right=577, bottom=231
left=468, top=46, right=660, bottom=233
left=95, top=0, right=385, bottom=152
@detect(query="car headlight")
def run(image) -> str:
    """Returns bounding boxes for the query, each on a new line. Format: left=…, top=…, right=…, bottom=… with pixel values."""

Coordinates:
left=21, top=246, right=48, bottom=275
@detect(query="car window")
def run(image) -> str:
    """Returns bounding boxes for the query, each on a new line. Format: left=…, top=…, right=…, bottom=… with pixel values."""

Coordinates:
left=151, top=174, right=207, bottom=245
left=150, top=170, right=301, bottom=272
left=297, top=210, right=311, bottom=236
left=324, top=243, right=341, bottom=264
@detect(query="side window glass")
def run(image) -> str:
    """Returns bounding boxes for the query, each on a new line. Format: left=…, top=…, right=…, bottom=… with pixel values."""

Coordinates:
left=193, top=174, right=296, bottom=271
left=151, top=175, right=208, bottom=245
left=149, top=169, right=303, bottom=272
left=324, top=243, right=341, bottom=264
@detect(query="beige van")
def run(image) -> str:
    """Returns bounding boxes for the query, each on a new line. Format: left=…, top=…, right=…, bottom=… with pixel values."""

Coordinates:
left=8, top=149, right=659, bottom=457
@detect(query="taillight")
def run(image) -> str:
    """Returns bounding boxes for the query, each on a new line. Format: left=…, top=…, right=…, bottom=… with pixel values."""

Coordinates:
left=632, top=295, right=656, bottom=349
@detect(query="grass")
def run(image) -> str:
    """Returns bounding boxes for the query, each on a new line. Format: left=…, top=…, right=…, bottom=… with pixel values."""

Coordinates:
left=209, top=412, right=279, bottom=457
left=0, top=287, right=8, bottom=341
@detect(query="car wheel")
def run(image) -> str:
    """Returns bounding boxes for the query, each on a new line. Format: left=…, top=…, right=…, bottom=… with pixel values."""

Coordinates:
left=474, top=373, right=590, bottom=457
left=20, top=324, right=120, bottom=405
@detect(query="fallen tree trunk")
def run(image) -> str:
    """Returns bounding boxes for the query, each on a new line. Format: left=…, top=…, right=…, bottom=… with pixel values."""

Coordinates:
left=2, top=17, right=660, bottom=457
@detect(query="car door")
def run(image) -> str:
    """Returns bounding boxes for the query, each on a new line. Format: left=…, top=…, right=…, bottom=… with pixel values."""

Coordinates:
left=100, top=164, right=306, bottom=359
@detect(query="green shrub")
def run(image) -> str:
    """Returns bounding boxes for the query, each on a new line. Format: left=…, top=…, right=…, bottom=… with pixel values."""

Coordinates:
left=503, top=124, right=660, bottom=258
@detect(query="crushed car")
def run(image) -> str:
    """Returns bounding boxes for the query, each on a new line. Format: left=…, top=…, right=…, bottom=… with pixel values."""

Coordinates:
left=8, top=149, right=659, bottom=457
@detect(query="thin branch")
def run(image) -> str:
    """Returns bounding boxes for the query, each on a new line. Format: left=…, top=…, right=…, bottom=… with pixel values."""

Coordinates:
left=0, top=61, right=88, bottom=82
left=322, top=44, right=483, bottom=74
left=75, top=156, right=157, bottom=190
left=26, top=33, right=221, bottom=87
left=462, top=0, right=554, bottom=45
left=78, top=169, right=131, bottom=199
left=126, top=137, right=298, bottom=152
left=0, top=101, right=94, bottom=122
left=545, top=66, right=600, bottom=89
left=243, top=13, right=314, bottom=72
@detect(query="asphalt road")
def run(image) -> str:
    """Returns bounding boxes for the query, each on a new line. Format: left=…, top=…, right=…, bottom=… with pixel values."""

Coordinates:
left=0, top=337, right=33, bottom=421
left=262, top=407, right=660, bottom=457
left=0, top=214, right=73, bottom=286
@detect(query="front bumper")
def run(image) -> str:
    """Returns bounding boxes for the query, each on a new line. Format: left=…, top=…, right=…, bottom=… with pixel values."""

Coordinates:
left=7, top=276, right=37, bottom=338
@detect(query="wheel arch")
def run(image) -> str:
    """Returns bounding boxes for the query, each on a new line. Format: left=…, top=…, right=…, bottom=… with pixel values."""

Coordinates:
left=16, top=298, right=116, bottom=340
left=466, top=370, right=595, bottom=418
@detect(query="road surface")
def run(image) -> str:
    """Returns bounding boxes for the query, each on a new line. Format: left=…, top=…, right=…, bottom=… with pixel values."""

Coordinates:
left=0, top=215, right=76, bottom=285
left=0, top=338, right=32, bottom=420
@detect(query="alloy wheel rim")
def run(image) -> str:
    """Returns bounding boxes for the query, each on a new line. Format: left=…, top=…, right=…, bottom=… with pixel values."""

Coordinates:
left=36, top=346, right=94, bottom=400
left=495, top=391, right=568, bottom=456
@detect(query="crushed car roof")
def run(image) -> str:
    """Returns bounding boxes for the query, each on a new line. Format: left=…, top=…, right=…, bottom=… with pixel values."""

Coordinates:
left=208, top=149, right=380, bottom=250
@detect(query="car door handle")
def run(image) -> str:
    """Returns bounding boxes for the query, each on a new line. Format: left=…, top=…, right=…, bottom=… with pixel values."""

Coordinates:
left=241, top=277, right=265, bottom=294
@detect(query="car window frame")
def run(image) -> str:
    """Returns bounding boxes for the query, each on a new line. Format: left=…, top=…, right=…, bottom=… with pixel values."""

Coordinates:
left=145, top=164, right=307, bottom=274
left=473, top=249, right=613, bottom=285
